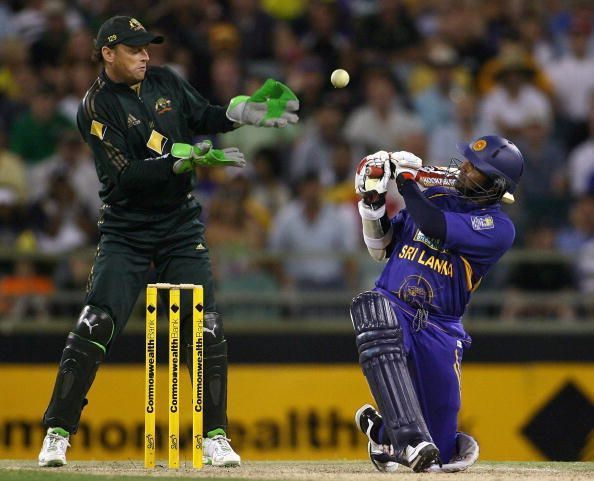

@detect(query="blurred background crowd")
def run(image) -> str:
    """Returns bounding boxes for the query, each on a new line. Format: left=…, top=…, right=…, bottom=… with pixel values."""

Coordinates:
left=0, top=0, right=593, bottom=324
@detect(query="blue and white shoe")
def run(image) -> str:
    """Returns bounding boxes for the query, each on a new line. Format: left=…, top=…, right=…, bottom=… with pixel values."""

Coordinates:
left=355, top=404, right=399, bottom=472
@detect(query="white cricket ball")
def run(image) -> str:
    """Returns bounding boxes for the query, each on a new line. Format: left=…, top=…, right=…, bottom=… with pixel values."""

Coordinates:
left=331, top=69, right=350, bottom=88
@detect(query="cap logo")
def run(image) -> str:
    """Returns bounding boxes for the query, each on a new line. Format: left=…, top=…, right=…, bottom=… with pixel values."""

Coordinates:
left=472, top=139, right=487, bottom=151
left=107, top=34, right=117, bottom=43
left=129, top=18, right=145, bottom=31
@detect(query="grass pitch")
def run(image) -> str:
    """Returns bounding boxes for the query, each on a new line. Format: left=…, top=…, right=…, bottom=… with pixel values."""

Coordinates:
left=0, top=460, right=593, bottom=481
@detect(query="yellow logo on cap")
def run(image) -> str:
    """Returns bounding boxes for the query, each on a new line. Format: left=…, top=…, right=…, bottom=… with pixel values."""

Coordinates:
left=472, top=139, right=487, bottom=151
left=107, top=34, right=117, bottom=43
left=129, top=18, right=145, bottom=31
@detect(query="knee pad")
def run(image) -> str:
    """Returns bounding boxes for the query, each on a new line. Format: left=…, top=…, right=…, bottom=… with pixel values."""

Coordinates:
left=351, top=291, right=404, bottom=363
left=204, top=311, right=225, bottom=345
left=72, top=305, right=114, bottom=350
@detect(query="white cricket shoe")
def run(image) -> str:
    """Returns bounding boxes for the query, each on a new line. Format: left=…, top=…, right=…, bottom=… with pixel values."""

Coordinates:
left=403, top=440, right=441, bottom=472
left=355, top=404, right=399, bottom=472
left=203, top=434, right=241, bottom=467
left=38, top=428, right=70, bottom=467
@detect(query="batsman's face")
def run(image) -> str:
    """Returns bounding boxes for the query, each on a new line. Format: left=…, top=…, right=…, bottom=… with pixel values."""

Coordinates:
left=455, top=160, right=489, bottom=194
left=104, top=44, right=150, bottom=85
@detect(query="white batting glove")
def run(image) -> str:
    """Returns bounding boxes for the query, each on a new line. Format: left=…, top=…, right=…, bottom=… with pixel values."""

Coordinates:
left=355, top=151, right=392, bottom=197
left=390, top=151, right=423, bottom=179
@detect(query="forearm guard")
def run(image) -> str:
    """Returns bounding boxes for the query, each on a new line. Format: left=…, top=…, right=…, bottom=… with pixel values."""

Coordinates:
left=358, top=200, right=393, bottom=262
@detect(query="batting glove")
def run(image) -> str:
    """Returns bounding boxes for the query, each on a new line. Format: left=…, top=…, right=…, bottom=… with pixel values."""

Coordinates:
left=390, top=151, right=423, bottom=194
left=355, top=151, right=392, bottom=208
left=226, top=79, right=299, bottom=128
left=171, top=140, right=246, bottom=174
left=391, top=151, right=423, bottom=179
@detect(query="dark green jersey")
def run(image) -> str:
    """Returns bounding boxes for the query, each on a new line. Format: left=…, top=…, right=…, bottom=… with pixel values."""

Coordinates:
left=77, top=66, right=234, bottom=210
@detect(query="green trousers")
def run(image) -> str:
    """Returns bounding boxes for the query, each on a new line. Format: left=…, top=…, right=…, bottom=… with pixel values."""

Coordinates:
left=44, top=197, right=228, bottom=434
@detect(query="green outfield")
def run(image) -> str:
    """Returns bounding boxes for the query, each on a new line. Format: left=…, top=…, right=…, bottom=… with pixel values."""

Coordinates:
left=1, top=461, right=593, bottom=481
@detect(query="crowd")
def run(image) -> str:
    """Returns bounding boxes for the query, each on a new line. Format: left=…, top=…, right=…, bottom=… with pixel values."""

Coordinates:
left=0, top=0, right=593, bottom=321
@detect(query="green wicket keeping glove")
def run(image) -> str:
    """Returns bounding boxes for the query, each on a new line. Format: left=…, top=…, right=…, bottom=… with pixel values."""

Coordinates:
left=171, top=140, right=246, bottom=174
left=226, top=78, right=299, bottom=128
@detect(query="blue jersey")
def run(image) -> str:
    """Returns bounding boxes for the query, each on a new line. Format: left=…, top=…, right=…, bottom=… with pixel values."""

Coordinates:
left=376, top=187, right=515, bottom=318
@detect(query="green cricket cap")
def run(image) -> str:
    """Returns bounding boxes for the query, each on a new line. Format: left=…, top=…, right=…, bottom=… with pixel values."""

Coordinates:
left=96, top=16, right=164, bottom=49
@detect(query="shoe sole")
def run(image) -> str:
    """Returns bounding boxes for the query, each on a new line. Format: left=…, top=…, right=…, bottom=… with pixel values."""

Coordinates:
left=38, top=459, right=66, bottom=467
left=409, top=445, right=440, bottom=473
left=203, top=457, right=241, bottom=467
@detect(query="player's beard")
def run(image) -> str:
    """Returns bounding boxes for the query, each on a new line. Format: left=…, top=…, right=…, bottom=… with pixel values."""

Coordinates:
left=454, top=172, right=495, bottom=203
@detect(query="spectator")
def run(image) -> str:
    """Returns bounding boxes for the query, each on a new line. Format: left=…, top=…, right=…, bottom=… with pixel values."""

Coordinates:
left=207, top=173, right=271, bottom=251
left=206, top=173, right=276, bottom=317
left=29, top=1, right=70, bottom=70
left=502, top=223, right=576, bottom=322
left=9, top=83, right=74, bottom=166
left=436, top=6, right=496, bottom=76
left=62, top=28, right=95, bottom=64
left=229, top=0, right=275, bottom=61
left=250, top=148, right=291, bottom=217
left=567, top=94, right=594, bottom=197
left=344, top=68, right=423, bottom=157
left=58, top=62, right=97, bottom=124
left=428, top=93, right=486, bottom=164
left=514, top=110, right=568, bottom=235
left=413, top=43, right=469, bottom=133
left=30, top=131, right=101, bottom=215
left=0, top=129, right=28, bottom=204
left=0, top=38, right=32, bottom=129
left=0, top=187, right=27, bottom=246
left=300, top=1, right=350, bottom=77
left=479, top=51, right=552, bottom=139
left=355, top=0, right=420, bottom=65
left=516, top=14, right=556, bottom=67
left=556, top=194, right=594, bottom=254
left=287, top=56, right=326, bottom=119
left=325, top=141, right=359, bottom=208
left=268, top=172, right=359, bottom=295
left=28, top=169, right=96, bottom=254
left=291, top=100, right=345, bottom=185
left=546, top=17, right=594, bottom=150
left=12, top=0, right=47, bottom=45
left=0, top=1, right=15, bottom=40
left=209, top=54, right=242, bottom=105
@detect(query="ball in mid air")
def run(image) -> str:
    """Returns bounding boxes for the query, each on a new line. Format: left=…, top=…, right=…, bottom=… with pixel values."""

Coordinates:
left=331, top=69, right=350, bottom=88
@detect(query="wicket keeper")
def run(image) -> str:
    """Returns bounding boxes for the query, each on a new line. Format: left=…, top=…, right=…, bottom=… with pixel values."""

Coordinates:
left=38, top=15, right=299, bottom=467
left=352, top=136, right=524, bottom=472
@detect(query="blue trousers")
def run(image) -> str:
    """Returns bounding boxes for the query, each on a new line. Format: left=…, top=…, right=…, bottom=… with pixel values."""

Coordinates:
left=377, top=289, right=471, bottom=462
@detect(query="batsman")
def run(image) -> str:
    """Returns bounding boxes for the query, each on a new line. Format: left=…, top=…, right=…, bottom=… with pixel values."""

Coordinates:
left=38, top=15, right=299, bottom=467
left=352, top=136, right=524, bottom=472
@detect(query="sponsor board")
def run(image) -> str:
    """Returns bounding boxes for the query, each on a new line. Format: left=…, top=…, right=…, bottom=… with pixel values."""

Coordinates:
left=0, top=364, right=592, bottom=461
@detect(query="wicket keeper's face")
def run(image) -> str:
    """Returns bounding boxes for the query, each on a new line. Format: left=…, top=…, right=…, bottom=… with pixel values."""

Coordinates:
left=103, top=43, right=150, bottom=85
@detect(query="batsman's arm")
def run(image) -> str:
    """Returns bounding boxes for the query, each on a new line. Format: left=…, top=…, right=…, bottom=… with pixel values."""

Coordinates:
left=358, top=199, right=394, bottom=262
left=396, top=174, right=446, bottom=240
left=76, top=102, right=174, bottom=192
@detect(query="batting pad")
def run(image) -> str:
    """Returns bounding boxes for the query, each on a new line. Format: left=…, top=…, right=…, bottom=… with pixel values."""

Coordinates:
left=351, top=291, right=433, bottom=454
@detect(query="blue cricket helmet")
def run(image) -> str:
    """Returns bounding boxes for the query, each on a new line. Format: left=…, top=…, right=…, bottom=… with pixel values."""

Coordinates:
left=456, top=135, right=524, bottom=193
